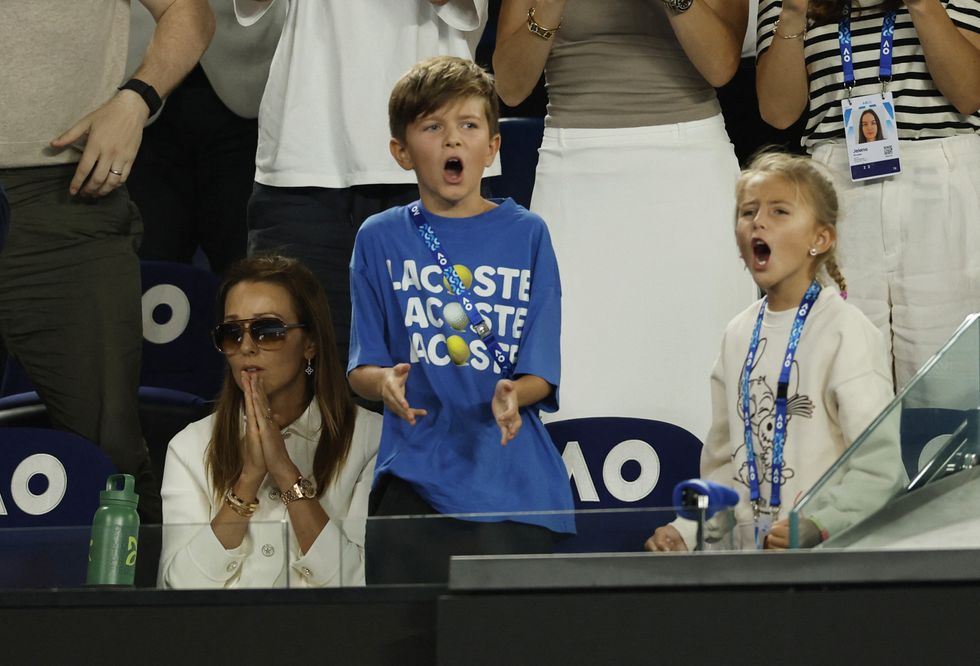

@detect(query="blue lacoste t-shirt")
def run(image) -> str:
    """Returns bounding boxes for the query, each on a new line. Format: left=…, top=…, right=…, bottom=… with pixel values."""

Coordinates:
left=348, top=198, right=574, bottom=533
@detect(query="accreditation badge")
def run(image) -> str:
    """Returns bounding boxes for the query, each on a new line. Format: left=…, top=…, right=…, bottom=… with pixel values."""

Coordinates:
left=842, top=92, right=901, bottom=182
left=754, top=512, right=773, bottom=550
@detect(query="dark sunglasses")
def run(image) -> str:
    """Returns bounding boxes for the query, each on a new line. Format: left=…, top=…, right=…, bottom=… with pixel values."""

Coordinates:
left=211, top=317, right=307, bottom=354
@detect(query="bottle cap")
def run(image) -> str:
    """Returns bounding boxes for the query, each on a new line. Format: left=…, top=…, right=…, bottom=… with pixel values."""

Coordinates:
left=100, top=473, right=139, bottom=507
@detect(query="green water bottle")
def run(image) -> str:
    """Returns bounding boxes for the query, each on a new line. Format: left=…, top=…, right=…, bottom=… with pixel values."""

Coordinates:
left=86, top=474, right=140, bottom=586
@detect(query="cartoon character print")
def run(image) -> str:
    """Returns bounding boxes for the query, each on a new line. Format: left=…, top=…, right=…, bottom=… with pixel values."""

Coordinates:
left=733, top=337, right=815, bottom=499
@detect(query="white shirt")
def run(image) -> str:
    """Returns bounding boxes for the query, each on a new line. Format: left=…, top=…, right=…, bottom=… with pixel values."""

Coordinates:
left=235, top=0, right=494, bottom=188
left=673, top=286, right=906, bottom=549
left=128, top=0, right=285, bottom=120
left=159, top=402, right=381, bottom=588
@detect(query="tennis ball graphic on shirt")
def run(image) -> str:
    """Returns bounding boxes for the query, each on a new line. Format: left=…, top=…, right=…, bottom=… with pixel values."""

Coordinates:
left=442, top=264, right=473, bottom=294
left=443, top=302, right=468, bottom=331
left=446, top=335, right=470, bottom=366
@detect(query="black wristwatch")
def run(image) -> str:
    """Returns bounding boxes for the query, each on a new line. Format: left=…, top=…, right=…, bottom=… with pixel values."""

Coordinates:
left=118, top=78, right=162, bottom=116
left=662, top=0, right=695, bottom=13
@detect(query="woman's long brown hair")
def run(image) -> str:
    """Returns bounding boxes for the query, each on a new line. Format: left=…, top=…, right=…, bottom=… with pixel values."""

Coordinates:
left=806, top=0, right=905, bottom=28
left=206, top=255, right=357, bottom=501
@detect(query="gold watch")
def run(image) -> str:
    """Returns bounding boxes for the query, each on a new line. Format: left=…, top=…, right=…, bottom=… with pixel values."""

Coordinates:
left=280, top=476, right=316, bottom=505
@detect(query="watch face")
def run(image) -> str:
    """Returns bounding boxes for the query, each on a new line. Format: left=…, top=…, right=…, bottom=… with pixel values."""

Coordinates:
left=298, top=477, right=316, bottom=498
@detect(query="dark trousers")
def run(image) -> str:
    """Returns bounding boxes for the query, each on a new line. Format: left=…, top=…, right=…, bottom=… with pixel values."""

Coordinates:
left=246, top=182, right=419, bottom=364
left=0, top=164, right=160, bottom=522
left=365, top=475, right=556, bottom=585
left=126, top=65, right=255, bottom=275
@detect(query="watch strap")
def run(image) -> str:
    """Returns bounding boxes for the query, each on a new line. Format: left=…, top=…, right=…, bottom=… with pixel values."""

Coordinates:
left=280, top=476, right=315, bottom=505
left=118, top=78, right=162, bottom=116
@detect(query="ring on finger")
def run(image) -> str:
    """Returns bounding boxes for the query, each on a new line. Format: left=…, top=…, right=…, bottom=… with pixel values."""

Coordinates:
left=109, top=168, right=123, bottom=176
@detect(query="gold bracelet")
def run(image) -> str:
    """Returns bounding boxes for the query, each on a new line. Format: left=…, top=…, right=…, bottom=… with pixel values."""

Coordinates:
left=526, top=7, right=561, bottom=41
left=224, top=489, right=258, bottom=517
left=773, top=17, right=807, bottom=40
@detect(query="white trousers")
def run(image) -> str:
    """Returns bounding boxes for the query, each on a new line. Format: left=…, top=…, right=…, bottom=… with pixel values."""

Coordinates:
left=531, top=115, right=757, bottom=440
left=813, top=134, right=980, bottom=390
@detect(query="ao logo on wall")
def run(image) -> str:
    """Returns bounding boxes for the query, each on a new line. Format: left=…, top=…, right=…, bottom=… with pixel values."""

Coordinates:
left=548, top=417, right=701, bottom=508
left=546, top=418, right=702, bottom=552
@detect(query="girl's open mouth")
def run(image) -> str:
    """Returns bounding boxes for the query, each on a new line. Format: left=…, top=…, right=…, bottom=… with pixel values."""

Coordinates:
left=752, top=239, right=771, bottom=268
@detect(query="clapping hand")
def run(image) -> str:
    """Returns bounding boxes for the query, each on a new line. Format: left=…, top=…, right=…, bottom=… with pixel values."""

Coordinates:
left=242, top=371, right=291, bottom=479
left=492, top=379, right=522, bottom=446
left=380, top=363, right=428, bottom=426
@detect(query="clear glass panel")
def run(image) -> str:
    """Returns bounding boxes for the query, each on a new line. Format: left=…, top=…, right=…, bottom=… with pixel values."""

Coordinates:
left=790, top=314, right=980, bottom=549
left=1, top=506, right=754, bottom=590
left=0, top=520, right=299, bottom=590
left=355, top=507, right=735, bottom=587
left=0, top=524, right=92, bottom=589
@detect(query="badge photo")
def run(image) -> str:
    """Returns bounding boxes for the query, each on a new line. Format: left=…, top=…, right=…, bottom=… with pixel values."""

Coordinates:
left=842, top=92, right=902, bottom=182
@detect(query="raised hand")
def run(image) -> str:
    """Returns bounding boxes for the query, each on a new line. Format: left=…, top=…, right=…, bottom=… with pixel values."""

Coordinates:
left=243, top=372, right=295, bottom=483
left=492, top=379, right=522, bottom=446
left=381, top=363, right=428, bottom=426
left=779, top=0, right=809, bottom=17
left=240, top=371, right=269, bottom=479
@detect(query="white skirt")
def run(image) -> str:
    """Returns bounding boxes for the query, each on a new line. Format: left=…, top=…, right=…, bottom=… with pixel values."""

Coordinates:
left=532, top=114, right=757, bottom=441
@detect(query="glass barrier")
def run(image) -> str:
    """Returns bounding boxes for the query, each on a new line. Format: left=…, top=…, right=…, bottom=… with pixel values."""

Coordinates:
left=0, top=507, right=743, bottom=591
left=790, top=314, right=980, bottom=549
left=354, top=506, right=737, bottom=587
left=0, top=521, right=290, bottom=591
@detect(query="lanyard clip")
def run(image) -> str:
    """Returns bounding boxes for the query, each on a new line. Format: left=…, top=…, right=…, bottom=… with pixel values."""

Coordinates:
left=879, top=76, right=891, bottom=98
left=752, top=500, right=780, bottom=522
left=471, top=320, right=491, bottom=339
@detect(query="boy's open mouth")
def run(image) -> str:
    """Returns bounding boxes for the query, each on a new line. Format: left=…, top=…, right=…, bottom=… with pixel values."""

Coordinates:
left=752, top=239, right=771, bottom=267
left=444, top=158, right=463, bottom=184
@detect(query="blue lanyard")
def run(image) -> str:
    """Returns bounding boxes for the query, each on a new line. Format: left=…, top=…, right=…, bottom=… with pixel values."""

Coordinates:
left=408, top=202, right=515, bottom=377
left=838, top=5, right=897, bottom=95
left=740, top=281, right=821, bottom=513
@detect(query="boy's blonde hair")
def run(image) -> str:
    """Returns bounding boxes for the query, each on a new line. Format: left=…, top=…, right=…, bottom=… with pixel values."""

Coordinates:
left=388, top=55, right=500, bottom=143
left=736, top=150, right=848, bottom=295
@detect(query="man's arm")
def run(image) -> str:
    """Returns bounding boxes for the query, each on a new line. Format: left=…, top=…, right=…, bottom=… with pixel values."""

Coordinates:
left=51, top=0, right=215, bottom=197
left=133, top=0, right=216, bottom=99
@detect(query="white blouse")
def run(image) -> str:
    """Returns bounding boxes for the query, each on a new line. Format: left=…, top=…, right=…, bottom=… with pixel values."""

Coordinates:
left=159, top=402, right=381, bottom=588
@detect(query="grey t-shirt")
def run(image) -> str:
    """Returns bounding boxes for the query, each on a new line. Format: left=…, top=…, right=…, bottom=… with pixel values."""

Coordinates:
left=0, top=0, right=130, bottom=168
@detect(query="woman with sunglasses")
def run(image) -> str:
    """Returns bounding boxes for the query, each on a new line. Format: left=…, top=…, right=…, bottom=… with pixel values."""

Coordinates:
left=159, top=255, right=381, bottom=588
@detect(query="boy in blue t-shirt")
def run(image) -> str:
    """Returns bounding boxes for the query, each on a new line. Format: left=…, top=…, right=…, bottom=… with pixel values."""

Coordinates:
left=347, top=56, right=573, bottom=584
